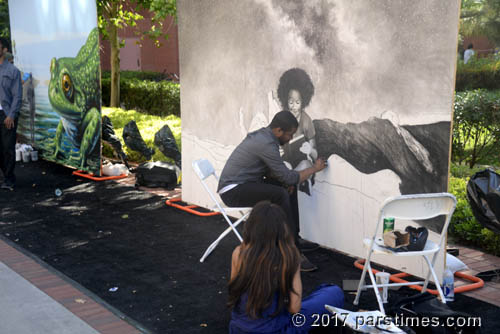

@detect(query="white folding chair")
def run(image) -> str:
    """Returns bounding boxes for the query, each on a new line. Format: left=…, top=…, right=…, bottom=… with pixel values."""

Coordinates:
left=353, top=193, right=457, bottom=314
left=192, top=159, right=252, bottom=262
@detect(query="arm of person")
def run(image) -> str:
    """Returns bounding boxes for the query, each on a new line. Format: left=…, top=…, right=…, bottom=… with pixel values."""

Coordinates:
left=288, top=267, right=303, bottom=314
left=4, top=68, right=22, bottom=129
left=230, top=245, right=241, bottom=280
left=298, top=157, right=326, bottom=183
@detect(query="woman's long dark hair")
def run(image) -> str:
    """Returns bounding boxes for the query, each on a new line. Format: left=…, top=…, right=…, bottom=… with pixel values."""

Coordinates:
left=228, top=201, right=300, bottom=319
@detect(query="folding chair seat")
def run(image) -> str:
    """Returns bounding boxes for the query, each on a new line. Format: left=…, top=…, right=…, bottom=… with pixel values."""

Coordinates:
left=192, top=159, right=251, bottom=262
left=353, top=193, right=457, bottom=314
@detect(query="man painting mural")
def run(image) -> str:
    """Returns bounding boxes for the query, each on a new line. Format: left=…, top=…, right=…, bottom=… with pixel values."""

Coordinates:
left=0, top=37, right=22, bottom=191
left=218, top=110, right=326, bottom=271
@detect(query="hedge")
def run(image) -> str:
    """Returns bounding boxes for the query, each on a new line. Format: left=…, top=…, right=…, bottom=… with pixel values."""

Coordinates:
left=101, top=71, right=180, bottom=117
left=455, top=57, right=500, bottom=91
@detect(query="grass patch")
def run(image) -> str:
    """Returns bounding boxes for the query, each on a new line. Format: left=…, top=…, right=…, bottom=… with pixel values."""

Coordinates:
left=102, top=107, right=181, bottom=164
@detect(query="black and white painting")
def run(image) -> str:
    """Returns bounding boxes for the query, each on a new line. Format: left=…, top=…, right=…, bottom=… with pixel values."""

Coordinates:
left=178, top=0, right=460, bottom=279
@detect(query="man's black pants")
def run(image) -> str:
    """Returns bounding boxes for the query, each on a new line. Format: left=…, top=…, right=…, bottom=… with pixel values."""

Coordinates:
left=220, top=181, right=300, bottom=245
left=0, top=113, right=18, bottom=185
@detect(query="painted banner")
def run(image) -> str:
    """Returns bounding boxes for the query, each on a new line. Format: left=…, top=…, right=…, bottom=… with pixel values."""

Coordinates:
left=178, top=0, right=461, bottom=280
left=9, top=0, right=101, bottom=175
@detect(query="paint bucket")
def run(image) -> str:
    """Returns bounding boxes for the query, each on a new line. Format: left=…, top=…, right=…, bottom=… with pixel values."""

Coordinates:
left=16, top=150, right=22, bottom=161
left=30, top=150, right=38, bottom=161
left=22, top=151, right=30, bottom=163
left=375, top=272, right=390, bottom=303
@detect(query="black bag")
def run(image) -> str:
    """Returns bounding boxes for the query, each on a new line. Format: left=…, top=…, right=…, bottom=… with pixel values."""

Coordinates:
left=123, top=120, right=155, bottom=160
left=135, top=161, right=178, bottom=189
left=405, top=226, right=429, bottom=251
left=154, top=125, right=181, bottom=167
left=467, top=169, right=500, bottom=235
left=389, top=293, right=479, bottom=334
left=102, top=116, right=129, bottom=168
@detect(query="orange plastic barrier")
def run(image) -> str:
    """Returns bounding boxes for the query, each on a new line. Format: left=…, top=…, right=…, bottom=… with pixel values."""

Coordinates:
left=354, top=258, right=484, bottom=294
left=165, top=197, right=221, bottom=217
left=72, top=170, right=128, bottom=181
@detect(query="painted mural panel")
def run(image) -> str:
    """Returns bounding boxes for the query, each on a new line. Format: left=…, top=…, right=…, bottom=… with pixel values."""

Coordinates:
left=178, top=0, right=460, bottom=279
left=9, top=0, right=102, bottom=175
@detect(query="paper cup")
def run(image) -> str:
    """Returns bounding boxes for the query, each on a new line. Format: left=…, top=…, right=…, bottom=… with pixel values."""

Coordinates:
left=375, top=272, right=390, bottom=303
left=22, top=151, right=30, bottom=163
left=30, top=151, right=38, bottom=161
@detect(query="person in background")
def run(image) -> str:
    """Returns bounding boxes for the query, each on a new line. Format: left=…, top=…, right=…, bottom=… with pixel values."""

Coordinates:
left=0, top=37, right=22, bottom=191
left=228, top=201, right=344, bottom=334
left=464, top=43, right=475, bottom=64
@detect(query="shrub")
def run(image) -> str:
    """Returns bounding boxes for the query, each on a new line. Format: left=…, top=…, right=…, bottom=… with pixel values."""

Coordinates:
left=101, top=71, right=180, bottom=117
left=448, top=175, right=500, bottom=256
left=452, top=89, right=500, bottom=168
left=455, top=57, right=500, bottom=91
left=101, top=107, right=181, bottom=164
left=102, top=70, right=169, bottom=82
left=449, top=163, right=490, bottom=178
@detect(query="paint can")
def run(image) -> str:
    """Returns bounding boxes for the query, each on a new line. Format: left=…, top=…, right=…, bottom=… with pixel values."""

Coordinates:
left=383, top=217, right=395, bottom=234
left=30, top=151, right=38, bottom=161
left=22, top=151, right=30, bottom=163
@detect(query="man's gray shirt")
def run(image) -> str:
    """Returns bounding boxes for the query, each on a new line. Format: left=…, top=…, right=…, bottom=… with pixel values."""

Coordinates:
left=0, top=60, right=22, bottom=119
left=217, top=127, right=300, bottom=192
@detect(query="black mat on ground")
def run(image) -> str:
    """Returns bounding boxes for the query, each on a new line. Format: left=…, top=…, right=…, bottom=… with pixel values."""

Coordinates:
left=0, top=160, right=498, bottom=333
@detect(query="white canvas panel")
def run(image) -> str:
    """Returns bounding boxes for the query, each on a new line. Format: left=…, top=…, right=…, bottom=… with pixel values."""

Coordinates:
left=178, top=0, right=460, bottom=281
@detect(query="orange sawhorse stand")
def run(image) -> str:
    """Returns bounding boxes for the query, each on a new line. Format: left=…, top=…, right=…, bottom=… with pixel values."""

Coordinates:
left=72, top=169, right=128, bottom=181
left=165, top=197, right=220, bottom=217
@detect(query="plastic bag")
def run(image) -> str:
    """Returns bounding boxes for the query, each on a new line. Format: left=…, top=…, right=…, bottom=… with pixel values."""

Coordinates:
left=102, top=162, right=129, bottom=176
left=154, top=124, right=181, bottom=167
left=123, top=120, right=155, bottom=160
left=466, top=169, right=500, bottom=235
left=102, top=116, right=129, bottom=168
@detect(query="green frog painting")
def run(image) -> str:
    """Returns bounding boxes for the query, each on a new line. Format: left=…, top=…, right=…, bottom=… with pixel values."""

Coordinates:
left=48, top=27, right=101, bottom=172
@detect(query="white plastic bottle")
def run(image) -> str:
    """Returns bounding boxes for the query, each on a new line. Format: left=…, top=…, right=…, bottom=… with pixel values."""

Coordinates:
left=443, top=268, right=455, bottom=302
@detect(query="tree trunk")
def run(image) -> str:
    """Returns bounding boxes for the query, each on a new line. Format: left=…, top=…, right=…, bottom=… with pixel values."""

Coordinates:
left=109, top=2, right=120, bottom=107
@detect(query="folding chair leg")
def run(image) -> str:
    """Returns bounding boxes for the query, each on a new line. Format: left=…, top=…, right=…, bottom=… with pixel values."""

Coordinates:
left=423, top=255, right=446, bottom=303
left=421, top=252, right=438, bottom=293
left=365, top=261, right=386, bottom=314
left=354, top=259, right=370, bottom=306
left=199, top=215, right=247, bottom=262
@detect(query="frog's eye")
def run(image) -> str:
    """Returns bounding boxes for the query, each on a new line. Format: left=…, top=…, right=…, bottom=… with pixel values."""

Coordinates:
left=61, top=74, right=74, bottom=102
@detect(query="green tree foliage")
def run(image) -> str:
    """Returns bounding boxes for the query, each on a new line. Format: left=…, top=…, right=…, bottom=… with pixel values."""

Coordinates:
left=460, top=0, right=500, bottom=45
left=96, top=0, right=177, bottom=107
left=452, top=89, right=500, bottom=168
left=0, top=0, right=10, bottom=39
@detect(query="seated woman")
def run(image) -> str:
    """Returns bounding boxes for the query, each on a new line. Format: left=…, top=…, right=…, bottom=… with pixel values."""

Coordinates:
left=228, top=201, right=344, bottom=333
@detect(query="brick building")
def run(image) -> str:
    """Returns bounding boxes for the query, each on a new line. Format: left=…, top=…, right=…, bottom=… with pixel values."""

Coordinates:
left=99, top=10, right=179, bottom=77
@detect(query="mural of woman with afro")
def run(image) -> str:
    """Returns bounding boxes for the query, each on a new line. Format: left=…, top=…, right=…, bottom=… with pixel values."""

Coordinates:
left=277, top=68, right=318, bottom=195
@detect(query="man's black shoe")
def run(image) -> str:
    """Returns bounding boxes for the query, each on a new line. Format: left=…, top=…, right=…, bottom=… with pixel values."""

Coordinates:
left=298, top=238, right=320, bottom=253
left=0, top=182, right=14, bottom=191
left=300, top=253, right=318, bottom=272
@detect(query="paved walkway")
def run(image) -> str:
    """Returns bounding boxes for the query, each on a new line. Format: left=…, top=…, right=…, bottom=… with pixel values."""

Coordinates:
left=454, top=244, right=500, bottom=306
left=0, top=238, right=144, bottom=334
